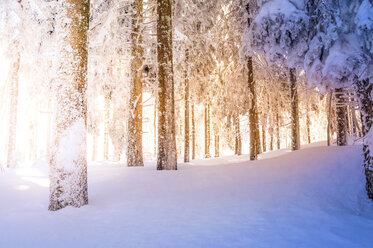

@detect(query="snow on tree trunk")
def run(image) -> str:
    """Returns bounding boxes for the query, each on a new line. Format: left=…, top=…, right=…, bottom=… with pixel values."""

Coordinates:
left=184, top=49, right=190, bottom=163
left=290, top=68, right=300, bottom=151
left=204, top=104, right=211, bottom=158
left=248, top=57, right=260, bottom=159
left=335, top=88, right=348, bottom=146
left=7, top=52, right=20, bottom=168
left=191, top=103, right=195, bottom=160
left=49, top=0, right=89, bottom=211
left=127, top=0, right=144, bottom=167
left=354, top=79, right=373, bottom=200
left=156, top=0, right=177, bottom=170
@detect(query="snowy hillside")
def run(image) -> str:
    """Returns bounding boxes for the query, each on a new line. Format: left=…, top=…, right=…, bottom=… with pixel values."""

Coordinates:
left=1, top=143, right=372, bottom=248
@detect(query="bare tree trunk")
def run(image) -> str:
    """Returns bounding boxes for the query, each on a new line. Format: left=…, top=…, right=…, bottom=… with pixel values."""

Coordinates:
left=154, top=102, right=157, bottom=158
left=248, top=57, right=260, bottom=159
left=49, top=0, right=89, bottom=211
left=184, top=49, right=190, bottom=163
left=192, top=103, right=195, bottom=160
left=269, top=127, right=274, bottom=151
left=157, top=0, right=177, bottom=170
left=214, top=135, right=219, bottom=157
left=335, top=88, right=348, bottom=146
left=306, top=106, right=311, bottom=144
left=262, top=115, right=267, bottom=153
left=276, top=100, right=280, bottom=150
left=290, top=68, right=300, bottom=151
left=104, top=92, right=110, bottom=160
left=354, top=79, right=373, bottom=200
left=7, top=52, right=20, bottom=168
left=234, top=113, right=242, bottom=155
left=204, top=104, right=211, bottom=158
left=327, top=91, right=333, bottom=146
left=127, top=0, right=144, bottom=167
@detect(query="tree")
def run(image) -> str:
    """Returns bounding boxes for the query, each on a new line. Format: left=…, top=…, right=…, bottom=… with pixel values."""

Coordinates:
left=290, top=68, right=300, bottom=150
left=49, top=0, right=90, bottom=211
left=184, top=48, right=190, bottom=163
left=7, top=51, right=20, bottom=168
left=247, top=0, right=373, bottom=199
left=127, top=0, right=144, bottom=167
left=157, top=0, right=177, bottom=170
left=335, top=88, right=348, bottom=146
left=246, top=4, right=261, bottom=160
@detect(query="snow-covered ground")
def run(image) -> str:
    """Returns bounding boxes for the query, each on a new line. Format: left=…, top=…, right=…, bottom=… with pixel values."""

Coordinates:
left=1, top=142, right=373, bottom=248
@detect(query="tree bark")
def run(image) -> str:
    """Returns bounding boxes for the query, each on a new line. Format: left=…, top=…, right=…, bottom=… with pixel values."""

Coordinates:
left=192, top=103, right=195, bottom=160
left=327, top=91, right=333, bottom=146
left=204, top=104, right=211, bottom=158
left=354, top=79, right=373, bottom=200
left=7, top=52, right=20, bottom=168
left=157, top=0, right=177, bottom=170
left=184, top=49, right=190, bottom=163
left=248, top=57, right=260, bottom=159
left=127, top=0, right=144, bottom=167
left=276, top=99, right=281, bottom=150
left=49, top=0, right=89, bottom=211
left=215, top=135, right=219, bottom=157
left=262, top=115, right=267, bottom=153
left=104, top=91, right=110, bottom=160
left=306, top=106, right=311, bottom=144
left=290, top=68, right=300, bottom=151
left=335, top=88, right=348, bottom=146
left=234, top=113, right=242, bottom=155
left=154, top=102, right=157, bottom=158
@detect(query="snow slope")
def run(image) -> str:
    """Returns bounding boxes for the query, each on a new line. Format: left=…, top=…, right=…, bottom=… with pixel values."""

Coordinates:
left=1, top=143, right=373, bottom=248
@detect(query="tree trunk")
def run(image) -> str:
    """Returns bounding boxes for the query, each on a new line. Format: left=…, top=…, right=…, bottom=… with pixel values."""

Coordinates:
left=306, top=106, right=311, bottom=144
left=215, top=135, right=219, bottom=157
left=354, top=79, right=373, bottom=200
left=335, top=88, right=348, bottom=146
left=276, top=99, right=280, bottom=150
left=290, top=68, right=300, bottom=151
left=49, top=0, right=89, bottom=211
left=104, top=92, right=110, bottom=160
left=234, top=113, right=242, bottom=155
left=327, top=91, right=333, bottom=146
left=269, top=127, right=274, bottom=151
left=192, top=103, right=195, bottom=160
left=7, top=52, right=20, bottom=168
left=248, top=57, right=260, bottom=159
left=184, top=49, right=190, bottom=163
left=154, top=102, right=157, bottom=158
left=127, top=0, right=144, bottom=167
left=262, top=115, right=267, bottom=153
left=204, top=104, right=211, bottom=158
left=157, top=0, right=177, bottom=170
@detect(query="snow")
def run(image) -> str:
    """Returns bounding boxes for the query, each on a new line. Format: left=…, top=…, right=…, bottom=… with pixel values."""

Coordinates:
left=54, top=119, right=86, bottom=172
left=1, top=142, right=373, bottom=248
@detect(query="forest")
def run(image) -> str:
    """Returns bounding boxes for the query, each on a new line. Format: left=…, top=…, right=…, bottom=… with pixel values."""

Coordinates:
left=0, top=0, right=372, bottom=247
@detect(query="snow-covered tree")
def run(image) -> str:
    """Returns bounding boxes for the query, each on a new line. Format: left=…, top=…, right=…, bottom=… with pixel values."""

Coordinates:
left=49, top=0, right=90, bottom=211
